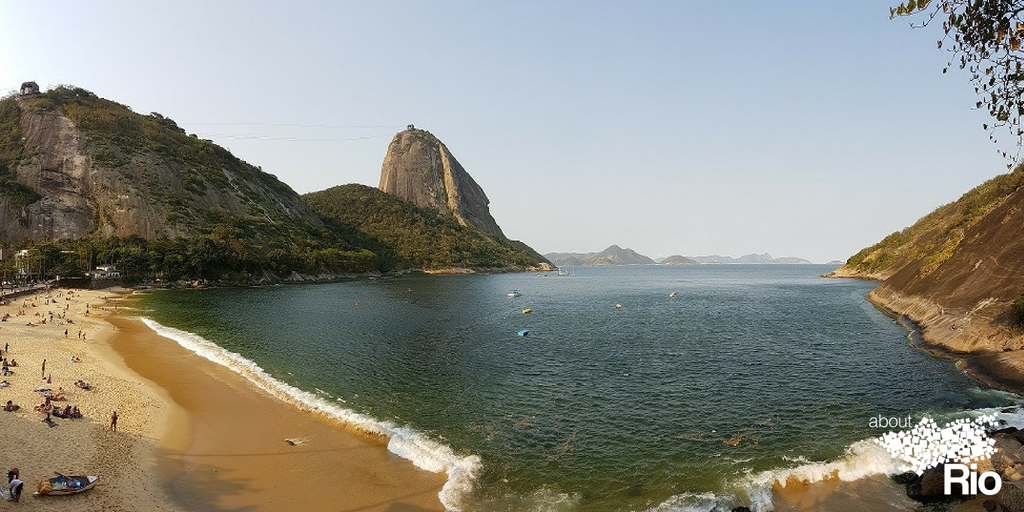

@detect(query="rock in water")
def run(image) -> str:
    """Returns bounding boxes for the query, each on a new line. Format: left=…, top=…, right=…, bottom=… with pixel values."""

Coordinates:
left=379, top=127, right=506, bottom=239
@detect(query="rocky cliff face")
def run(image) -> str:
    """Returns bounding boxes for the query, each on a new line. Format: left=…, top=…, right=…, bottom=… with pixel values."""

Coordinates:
left=0, top=87, right=322, bottom=243
left=379, top=128, right=506, bottom=239
left=832, top=166, right=1024, bottom=389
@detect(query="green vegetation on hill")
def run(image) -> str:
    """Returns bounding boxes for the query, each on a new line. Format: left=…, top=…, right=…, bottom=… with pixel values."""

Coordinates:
left=0, top=232, right=376, bottom=284
left=21, top=86, right=306, bottom=236
left=1013, top=291, right=1024, bottom=329
left=0, top=86, right=546, bottom=282
left=302, top=184, right=548, bottom=271
left=843, top=165, right=1024, bottom=278
left=0, top=87, right=378, bottom=282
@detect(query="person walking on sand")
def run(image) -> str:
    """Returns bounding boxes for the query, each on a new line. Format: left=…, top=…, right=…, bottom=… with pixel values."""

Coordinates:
left=41, top=359, right=45, bottom=379
left=110, top=411, right=118, bottom=432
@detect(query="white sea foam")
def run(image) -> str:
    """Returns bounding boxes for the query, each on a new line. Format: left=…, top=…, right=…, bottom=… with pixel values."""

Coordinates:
left=139, top=317, right=481, bottom=511
left=647, top=407, right=1024, bottom=512
left=641, top=439, right=899, bottom=512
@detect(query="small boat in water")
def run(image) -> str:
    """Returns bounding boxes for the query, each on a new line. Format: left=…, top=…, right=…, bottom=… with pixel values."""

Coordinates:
left=35, top=474, right=99, bottom=496
left=517, top=329, right=530, bottom=337
left=507, top=291, right=522, bottom=298
left=522, top=308, right=532, bottom=314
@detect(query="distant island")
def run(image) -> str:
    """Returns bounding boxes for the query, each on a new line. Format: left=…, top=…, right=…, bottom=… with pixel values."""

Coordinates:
left=659, top=255, right=699, bottom=265
left=546, top=247, right=814, bottom=267
left=545, top=245, right=655, bottom=267
left=690, top=253, right=812, bottom=265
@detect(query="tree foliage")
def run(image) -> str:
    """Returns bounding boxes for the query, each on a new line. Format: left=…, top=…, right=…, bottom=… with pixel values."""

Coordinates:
left=1012, top=290, right=1024, bottom=327
left=892, top=0, right=1024, bottom=162
left=303, top=184, right=548, bottom=271
left=0, top=232, right=376, bottom=285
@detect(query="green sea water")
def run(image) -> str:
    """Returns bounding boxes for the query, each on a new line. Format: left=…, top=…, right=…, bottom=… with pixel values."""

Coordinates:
left=131, top=265, right=1018, bottom=511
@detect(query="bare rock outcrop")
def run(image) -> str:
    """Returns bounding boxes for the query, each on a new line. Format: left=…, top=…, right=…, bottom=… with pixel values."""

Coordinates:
left=379, top=127, right=506, bottom=239
left=0, top=88, right=322, bottom=243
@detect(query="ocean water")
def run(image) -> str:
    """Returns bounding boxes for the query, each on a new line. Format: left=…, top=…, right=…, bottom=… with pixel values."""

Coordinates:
left=131, top=265, right=1020, bottom=511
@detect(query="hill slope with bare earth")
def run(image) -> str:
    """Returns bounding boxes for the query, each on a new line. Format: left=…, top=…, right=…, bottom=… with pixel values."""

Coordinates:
left=831, top=166, right=1024, bottom=388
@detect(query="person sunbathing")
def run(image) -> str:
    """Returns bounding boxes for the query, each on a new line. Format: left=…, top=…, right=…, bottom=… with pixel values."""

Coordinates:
left=74, top=380, right=92, bottom=390
left=71, top=406, right=82, bottom=419
left=3, top=400, right=17, bottom=412
left=9, top=359, right=17, bottom=367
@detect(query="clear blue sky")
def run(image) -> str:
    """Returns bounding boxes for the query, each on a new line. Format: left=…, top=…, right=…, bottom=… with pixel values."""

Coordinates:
left=0, top=1, right=1008, bottom=262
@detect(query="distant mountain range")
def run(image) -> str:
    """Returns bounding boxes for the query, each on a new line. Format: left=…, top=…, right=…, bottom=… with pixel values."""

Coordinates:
left=545, top=245, right=656, bottom=266
left=690, top=253, right=812, bottom=265
left=546, top=247, right=814, bottom=267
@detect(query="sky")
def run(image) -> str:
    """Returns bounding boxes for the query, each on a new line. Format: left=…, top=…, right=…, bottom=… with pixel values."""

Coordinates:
left=0, top=1, right=1010, bottom=263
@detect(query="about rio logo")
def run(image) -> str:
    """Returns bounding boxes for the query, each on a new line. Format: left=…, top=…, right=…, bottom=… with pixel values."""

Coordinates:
left=874, top=414, right=1003, bottom=496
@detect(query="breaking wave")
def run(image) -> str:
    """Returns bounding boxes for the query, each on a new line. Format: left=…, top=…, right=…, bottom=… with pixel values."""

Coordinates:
left=139, top=317, right=481, bottom=511
left=644, top=406, right=1024, bottom=512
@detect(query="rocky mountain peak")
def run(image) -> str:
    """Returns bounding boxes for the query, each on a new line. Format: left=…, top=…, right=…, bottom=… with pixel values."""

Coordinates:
left=378, top=127, right=506, bottom=239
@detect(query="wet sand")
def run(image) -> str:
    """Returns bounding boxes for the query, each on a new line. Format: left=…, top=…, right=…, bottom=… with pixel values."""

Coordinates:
left=106, top=314, right=446, bottom=512
left=772, top=474, right=919, bottom=512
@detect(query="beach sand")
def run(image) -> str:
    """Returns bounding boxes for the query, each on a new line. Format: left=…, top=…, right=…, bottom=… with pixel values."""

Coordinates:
left=0, top=288, right=445, bottom=511
left=0, top=288, right=183, bottom=511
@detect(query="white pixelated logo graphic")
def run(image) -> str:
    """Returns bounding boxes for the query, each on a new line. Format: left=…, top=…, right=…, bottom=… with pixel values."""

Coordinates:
left=874, top=414, right=1000, bottom=475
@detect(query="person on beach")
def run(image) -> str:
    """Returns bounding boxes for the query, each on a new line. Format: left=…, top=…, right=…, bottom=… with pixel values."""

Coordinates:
left=6, top=468, right=17, bottom=484
left=8, top=476, right=21, bottom=502
left=110, top=411, right=118, bottom=431
left=41, top=359, right=45, bottom=379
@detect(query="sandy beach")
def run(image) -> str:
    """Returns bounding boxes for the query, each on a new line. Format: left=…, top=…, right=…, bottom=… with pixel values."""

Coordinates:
left=0, top=288, right=444, bottom=511
left=0, top=288, right=182, bottom=511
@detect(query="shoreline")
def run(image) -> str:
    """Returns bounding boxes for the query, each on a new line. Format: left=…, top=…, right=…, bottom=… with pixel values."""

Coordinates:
left=823, top=272, right=1024, bottom=396
left=863, top=285, right=1024, bottom=395
left=0, top=286, right=448, bottom=511
left=12, top=279, right=1002, bottom=512
left=103, top=304, right=448, bottom=511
